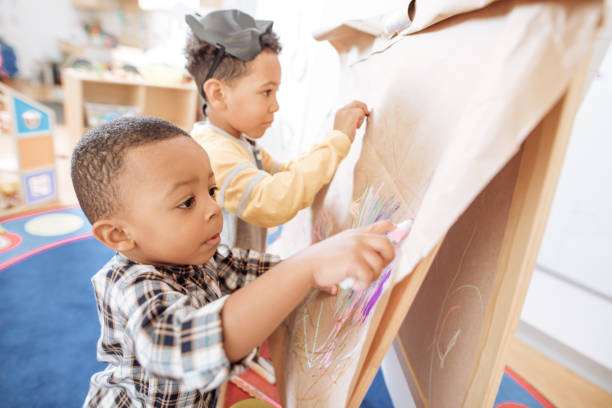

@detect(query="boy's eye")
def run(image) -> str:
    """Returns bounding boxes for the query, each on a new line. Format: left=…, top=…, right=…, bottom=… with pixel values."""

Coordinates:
left=209, top=187, right=218, bottom=197
left=263, top=89, right=272, bottom=96
left=178, top=197, right=195, bottom=208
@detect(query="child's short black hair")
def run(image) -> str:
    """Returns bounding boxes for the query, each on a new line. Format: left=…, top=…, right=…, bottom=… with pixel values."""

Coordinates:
left=184, top=29, right=281, bottom=96
left=71, top=116, right=190, bottom=223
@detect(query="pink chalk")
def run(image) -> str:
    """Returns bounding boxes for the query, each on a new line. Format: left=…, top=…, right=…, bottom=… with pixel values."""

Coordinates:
left=386, top=219, right=413, bottom=245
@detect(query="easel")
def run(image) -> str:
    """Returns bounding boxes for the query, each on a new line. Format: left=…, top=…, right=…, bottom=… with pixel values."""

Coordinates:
left=265, top=0, right=602, bottom=404
left=346, top=56, right=592, bottom=408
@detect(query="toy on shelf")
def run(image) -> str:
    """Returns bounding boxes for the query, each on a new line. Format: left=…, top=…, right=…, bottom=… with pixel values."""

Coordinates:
left=84, top=102, right=141, bottom=127
left=0, top=83, right=57, bottom=216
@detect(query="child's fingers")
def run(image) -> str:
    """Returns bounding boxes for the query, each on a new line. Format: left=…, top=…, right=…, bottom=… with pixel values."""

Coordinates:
left=352, top=100, right=369, bottom=115
left=356, top=222, right=397, bottom=265
left=359, top=248, right=387, bottom=278
left=349, top=257, right=378, bottom=290
left=360, top=233, right=395, bottom=265
left=362, top=220, right=395, bottom=235
left=346, top=237, right=394, bottom=288
left=319, top=284, right=338, bottom=296
left=357, top=109, right=369, bottom=127
left=345, top=100, right=369, bottom=116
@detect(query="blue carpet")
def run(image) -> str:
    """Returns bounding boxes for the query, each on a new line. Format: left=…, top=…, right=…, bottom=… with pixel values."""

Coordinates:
left=361, top=369, right=394, bottom=408
left=362, top=367, right=551, bottom=408
left=494, top=371, right=546, bottom=407
left=0, top=237, right=113, bottom=408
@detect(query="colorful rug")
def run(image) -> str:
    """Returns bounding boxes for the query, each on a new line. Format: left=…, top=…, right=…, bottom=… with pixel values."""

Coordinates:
left=0, top=207, right=553, bottom=407
left=0, top=206, right=111, bottom=407
left=494, top=367, right=554, bottom=408
left=0, top=205, right=92, bottom=270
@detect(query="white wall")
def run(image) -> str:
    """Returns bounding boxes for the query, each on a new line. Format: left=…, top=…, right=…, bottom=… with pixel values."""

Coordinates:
left=518, top=39, right=612, bottom=390
left=0, top=0, right=83, bottom=79
left=0, top=0, right=190, bottom=81
left=537, top=45, right=612, bottom=299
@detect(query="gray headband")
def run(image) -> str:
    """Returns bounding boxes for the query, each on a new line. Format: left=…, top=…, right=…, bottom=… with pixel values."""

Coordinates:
left=186, top=9, right=273, bottom=62
left=186, top=9, right=273, bottom=109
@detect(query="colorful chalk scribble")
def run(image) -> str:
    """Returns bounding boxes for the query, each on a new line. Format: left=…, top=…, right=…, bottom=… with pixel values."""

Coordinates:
left=286, top=185, right=401, bottom=406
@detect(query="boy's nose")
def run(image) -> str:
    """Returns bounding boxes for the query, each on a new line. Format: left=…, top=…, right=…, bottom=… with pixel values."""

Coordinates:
left=205, top=201, right=222, bottom=221
left=270, top=97, right=279, bottom=113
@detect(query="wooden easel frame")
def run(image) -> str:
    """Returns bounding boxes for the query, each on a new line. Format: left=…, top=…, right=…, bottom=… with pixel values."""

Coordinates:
left=346, top=57, right=592, bottom=407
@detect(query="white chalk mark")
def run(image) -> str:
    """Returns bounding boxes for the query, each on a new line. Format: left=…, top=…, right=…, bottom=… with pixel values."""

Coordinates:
left=438, top=329, right=461, bottom=369
left=428, top=224, right=478, bottom=403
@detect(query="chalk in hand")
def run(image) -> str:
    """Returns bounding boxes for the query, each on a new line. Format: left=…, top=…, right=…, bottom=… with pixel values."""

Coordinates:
left=338, top=277, right=355, bottom=291
left=338, top=219, right=413, bottom=291
left=386, top=219, right=413, bottom=245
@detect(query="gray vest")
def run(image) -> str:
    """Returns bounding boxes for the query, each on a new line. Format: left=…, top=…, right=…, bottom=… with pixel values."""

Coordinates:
left=204, top=123, right=268, bottom=252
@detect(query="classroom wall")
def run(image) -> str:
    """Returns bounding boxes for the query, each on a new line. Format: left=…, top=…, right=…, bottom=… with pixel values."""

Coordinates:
left=0, top=0, right=188, bottom=81
left=518, top=38, right=612, bottom=390
left=0, top=0, right=83, bottom=80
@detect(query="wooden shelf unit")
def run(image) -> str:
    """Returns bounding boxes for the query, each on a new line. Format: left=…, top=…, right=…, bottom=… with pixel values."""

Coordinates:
left=62, top=68, right=199, bottom=146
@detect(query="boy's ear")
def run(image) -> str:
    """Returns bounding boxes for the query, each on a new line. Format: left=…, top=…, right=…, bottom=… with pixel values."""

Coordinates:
left=203, top=79, right=227, bottom=110
left=92, top=218, right=135, bottom=252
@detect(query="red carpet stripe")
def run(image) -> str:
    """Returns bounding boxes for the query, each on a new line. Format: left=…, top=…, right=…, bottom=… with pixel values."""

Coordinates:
left=504, top=367, right=554, bottom=408
left=0, top=233, right=93, bottom=271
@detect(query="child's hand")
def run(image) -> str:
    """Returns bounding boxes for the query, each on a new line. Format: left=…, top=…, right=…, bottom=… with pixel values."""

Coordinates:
left=221, top=220, right=394, bottom=362
left=333, top=100, right=370, bottom=142
left=301, top=221, right=396, bottom=293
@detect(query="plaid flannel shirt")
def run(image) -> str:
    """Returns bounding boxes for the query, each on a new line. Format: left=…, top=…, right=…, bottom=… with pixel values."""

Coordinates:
left=84, top=245, right=279, bottom=408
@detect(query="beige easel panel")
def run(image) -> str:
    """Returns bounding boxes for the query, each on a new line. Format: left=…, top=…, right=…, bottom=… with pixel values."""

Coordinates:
left=270, top=0, right=603, bottom=407
left=17, top=135, right=55, bottom=170
left=397, top=148, right=523, bottom=407
left=394, top=57, right=592, bottom=407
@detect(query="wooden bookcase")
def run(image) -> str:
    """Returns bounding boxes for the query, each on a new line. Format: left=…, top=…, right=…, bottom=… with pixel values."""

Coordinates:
left=62, top=68, right=199, bottom=146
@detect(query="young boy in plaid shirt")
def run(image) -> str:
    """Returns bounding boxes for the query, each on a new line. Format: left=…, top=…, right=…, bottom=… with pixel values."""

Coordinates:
left=72, top=116, right=394, bottom=407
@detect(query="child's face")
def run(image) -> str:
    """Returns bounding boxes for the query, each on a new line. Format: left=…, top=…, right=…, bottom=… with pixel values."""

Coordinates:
left=223, top=50, right=281, bottom=139
left=116, top=136, right=222, bottom=266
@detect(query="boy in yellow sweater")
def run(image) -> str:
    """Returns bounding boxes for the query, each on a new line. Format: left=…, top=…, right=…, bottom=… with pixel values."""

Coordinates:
left=185, top=9, right=369, bottom=253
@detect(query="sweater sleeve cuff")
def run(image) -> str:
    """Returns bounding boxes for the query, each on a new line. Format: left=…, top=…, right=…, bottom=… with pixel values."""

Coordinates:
left=326, top=129, right=352, bottom=157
